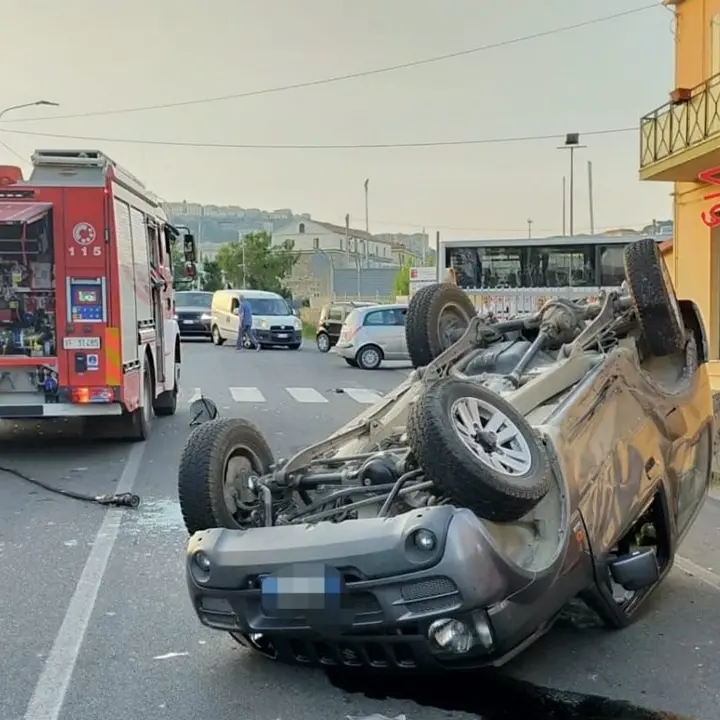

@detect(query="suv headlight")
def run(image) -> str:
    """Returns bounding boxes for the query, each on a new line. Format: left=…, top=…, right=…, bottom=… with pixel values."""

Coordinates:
left=293, top=317, right=302, bottom=329
left=200, top=313, right=211, bottom=321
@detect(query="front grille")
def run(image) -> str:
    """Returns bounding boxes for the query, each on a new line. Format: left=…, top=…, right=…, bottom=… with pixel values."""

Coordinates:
left=280, top=636, right=420, bottom=668
left=400, top=577, right=460, bottom=614
left=270, top=325, right=294, bottom=331
left=177, top=312, right=203, bottom=320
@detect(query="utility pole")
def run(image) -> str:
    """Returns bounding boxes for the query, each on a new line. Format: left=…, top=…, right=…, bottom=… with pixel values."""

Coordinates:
left=344, top=213, right=350, bottom=264
left=527, top=219, right=533, bottom=239
left=364, top=178, right=369, bottom=233
left=587, top=160, right=595, bottom=235
left=562, top=176, right=566, bottom=236
left=557, top=133, right=586, bottom=236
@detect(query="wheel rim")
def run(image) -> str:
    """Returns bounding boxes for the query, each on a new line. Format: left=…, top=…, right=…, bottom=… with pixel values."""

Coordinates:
left=223, top=445, right=263, bottom=521
left=318, top=334, right=329, bottom=351
left=449, top=396, right=532, bottom=476
left=212, top=327, right=219, bottom=342
left=438, top=302, right=472, bottom=349
left=361, top=347, right=380, bottom=367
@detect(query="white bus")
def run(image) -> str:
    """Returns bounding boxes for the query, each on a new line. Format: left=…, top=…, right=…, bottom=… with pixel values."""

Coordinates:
left=441, top=234, right=671, bottom=316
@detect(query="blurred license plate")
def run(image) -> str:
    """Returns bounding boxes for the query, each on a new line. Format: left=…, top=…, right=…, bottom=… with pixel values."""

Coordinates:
left=260, top=564, right=345, bottom=616
left=276, top=333, right=288, bottom=338
left=182, top=320, right=194, bottom=324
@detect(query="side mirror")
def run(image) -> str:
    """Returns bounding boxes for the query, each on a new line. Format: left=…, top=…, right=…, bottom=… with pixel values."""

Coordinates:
left=183, top=234, right=197, bottom=264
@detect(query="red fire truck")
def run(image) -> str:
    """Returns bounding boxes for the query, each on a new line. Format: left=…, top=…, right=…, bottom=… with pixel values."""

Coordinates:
left=0, top=149, right=196, bottom=440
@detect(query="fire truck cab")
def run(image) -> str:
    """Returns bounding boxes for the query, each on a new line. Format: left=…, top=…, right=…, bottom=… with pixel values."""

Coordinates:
left=0, top=149, right=194, bottom=440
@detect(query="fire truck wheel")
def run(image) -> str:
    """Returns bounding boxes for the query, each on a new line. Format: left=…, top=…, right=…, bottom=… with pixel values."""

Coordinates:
left=153, top=386, right=178, bottom=416
left=127, top=369, right=154, bottom=440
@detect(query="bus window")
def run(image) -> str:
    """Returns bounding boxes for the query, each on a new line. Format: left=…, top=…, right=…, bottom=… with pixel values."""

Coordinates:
left=598, top=245, right=626, bottom=286
left=527, top=245, right=596, bottom=287
left=447, top=247, right=524, bottom=289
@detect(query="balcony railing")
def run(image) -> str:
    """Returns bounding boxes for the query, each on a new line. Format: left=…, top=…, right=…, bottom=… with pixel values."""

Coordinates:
left=640, top=75, right=720, bottom=170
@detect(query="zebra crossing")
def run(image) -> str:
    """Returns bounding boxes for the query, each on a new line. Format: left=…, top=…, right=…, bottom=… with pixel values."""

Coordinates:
left=177, top=385, right=385, bottom=406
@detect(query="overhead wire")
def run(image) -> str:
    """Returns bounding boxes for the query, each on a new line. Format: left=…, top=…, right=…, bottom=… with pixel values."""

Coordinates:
left=0, top=4, right=659, bottom=124
left=0, top=125, right=637, bottom=150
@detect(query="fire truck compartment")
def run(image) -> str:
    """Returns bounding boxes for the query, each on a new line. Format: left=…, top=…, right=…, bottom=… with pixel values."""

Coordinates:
left=0, top=201, right=56, bottom=359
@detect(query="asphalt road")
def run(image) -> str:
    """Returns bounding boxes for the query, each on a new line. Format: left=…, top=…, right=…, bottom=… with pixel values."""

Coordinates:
left=1, top=339, right=719, bottom=720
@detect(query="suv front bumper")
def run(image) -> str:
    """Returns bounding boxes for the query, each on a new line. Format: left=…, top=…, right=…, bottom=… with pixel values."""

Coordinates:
left=185, top=506, right=563, bottom=670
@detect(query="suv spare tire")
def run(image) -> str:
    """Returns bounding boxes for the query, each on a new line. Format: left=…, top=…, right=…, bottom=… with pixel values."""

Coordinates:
left=408, top=378, right=551, bottom=521
left=406, top=283, right=477, bottom=368
left=623, top=237, right=685, bottom=357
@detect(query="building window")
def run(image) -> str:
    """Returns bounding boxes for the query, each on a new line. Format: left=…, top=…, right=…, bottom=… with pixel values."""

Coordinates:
left=313, top=237, right=319, bottom=250
left=298, top=223, right=305, bottom=233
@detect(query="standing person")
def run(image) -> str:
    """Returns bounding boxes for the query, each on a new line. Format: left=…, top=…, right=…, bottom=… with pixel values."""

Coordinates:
left=235, top=293, right=261, bottom=352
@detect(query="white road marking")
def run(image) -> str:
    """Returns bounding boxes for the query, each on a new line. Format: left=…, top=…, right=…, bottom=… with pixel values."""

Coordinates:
left=675, top=555, right=720, bottom=592
left=185, top=387, right=202, bottom=404
left=229, top=386, right=266, bottom=403
left=23, top=442, right=147, bottom=720
left=285, top=387, right=328, bottom=403
left=342, top=388, right=384, bottom=404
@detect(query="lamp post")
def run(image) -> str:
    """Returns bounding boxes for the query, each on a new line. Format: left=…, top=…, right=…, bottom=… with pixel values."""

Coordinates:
left=0, top=101, right=59, bottom=163
left=557, top=133, right=586, bottom=236
left=0, top=100, right=59, bottom=122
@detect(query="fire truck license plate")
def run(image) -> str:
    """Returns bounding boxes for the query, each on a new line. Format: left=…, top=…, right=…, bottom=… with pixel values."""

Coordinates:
left=63, top=337, right=101, bottom=350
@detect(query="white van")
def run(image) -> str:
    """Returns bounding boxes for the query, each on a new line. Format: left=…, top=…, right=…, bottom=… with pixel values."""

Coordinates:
left=210, top=289, right=302, bottom=349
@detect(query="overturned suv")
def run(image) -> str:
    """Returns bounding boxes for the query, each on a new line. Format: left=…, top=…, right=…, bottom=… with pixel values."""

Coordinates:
left=178, top=238, right=713, bottom=671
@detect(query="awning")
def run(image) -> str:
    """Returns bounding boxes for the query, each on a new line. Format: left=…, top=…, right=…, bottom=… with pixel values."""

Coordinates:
left=0, top=201, right=52, bottom=224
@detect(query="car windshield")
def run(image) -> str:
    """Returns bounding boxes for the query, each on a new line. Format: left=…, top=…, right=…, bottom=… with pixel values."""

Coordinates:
left=247, top=297, right=291, bottom=316
left=176, top=292, right=212, bottom=308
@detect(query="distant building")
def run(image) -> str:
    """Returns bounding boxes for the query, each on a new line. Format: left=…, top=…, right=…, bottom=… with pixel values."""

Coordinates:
left=373, top=231, right=431, bottom=259
left=273, top=219, right=399, bottom=299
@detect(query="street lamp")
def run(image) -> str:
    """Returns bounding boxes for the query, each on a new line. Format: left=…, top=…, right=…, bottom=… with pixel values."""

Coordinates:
left=0, top=100, right=59, bottom=122
left=557, top=133, right=586, bottom=236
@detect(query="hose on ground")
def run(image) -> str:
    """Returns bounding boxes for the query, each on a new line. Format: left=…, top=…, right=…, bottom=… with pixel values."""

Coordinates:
left=0, top=464, right=140, bottom=508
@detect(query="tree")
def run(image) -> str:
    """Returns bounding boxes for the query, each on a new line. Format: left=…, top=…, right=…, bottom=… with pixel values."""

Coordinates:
left=392, top=254, right=435, bottom=297
left=215, top=231, right=298, bottom=294
left=201, top=260, right=223, bottom=291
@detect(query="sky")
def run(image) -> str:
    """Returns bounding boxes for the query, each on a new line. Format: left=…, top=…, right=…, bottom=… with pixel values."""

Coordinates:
left=0, top=0, right=675, bottom=241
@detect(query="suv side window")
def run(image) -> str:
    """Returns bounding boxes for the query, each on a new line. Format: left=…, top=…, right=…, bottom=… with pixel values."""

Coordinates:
left=364, top=309, right=395, bottom=326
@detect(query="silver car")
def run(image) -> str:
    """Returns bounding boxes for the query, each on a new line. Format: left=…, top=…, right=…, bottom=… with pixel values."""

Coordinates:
left=335, top=303, right=409, bottom=369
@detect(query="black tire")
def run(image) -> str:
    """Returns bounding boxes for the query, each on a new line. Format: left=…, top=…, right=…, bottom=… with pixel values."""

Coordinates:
left=406, top=283, right=477, bottom=368
left=211, top=325, right=226, bottom=346
left=178, top=418, right=274, bottom=534
left=316, top=332, right=331, bottom=353
left=345, top=358, right=358, bottom=368
left=407, top=378, right=551, bottom=521
left=356, top=344, right=382, bottom=370
left=126, top=368, right=153, bottom=441
left=623, top=238, right=685, bottom=357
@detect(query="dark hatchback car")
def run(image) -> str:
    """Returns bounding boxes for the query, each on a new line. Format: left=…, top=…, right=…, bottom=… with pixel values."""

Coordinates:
left=175, top=291, right=213, bottom=340
left=315, top=301, right=375, bottom=352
